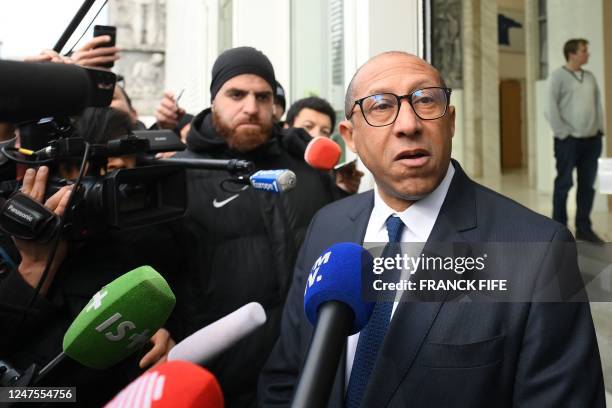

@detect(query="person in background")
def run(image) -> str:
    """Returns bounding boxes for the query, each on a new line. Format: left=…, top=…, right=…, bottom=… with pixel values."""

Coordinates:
left=273, top=80, right=286, bottom=122
left=0, top=108, right=176, bottom=406
left=0, top=123, right=15, bottom=142
left=285, top=96, right=336, bottom=138
left=285, top=96, right=364, bottom=194
left=111, top=83, right=147, bottom=130
left=170, top=46, right=341, bottom=407
left=547, top=38, right=604, bottom=244
left=153, top=91, right=193, bottom=158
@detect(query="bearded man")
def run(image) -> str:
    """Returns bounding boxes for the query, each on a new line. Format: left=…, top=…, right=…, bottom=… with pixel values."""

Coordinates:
left=172, top=47, right=341, bottom=407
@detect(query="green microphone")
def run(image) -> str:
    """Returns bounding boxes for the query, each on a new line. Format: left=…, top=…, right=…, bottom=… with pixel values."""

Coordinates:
left=35, top=266, right=175, bottom=384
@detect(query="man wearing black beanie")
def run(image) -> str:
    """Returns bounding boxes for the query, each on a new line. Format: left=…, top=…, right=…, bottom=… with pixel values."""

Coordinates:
left=171, top=46, right=343, bottom=408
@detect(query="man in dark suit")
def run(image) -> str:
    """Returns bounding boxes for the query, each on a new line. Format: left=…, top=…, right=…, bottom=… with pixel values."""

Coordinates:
left=259, top=51, right=604, bottom=407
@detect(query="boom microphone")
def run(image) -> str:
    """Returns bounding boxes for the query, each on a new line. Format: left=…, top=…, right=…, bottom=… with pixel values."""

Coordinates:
left=35, top=266, right=176, bottom=384
left=0, top=60, right=116, bottom=123
left=292, top=243, right=375, bottom=408
left=104, top=360, right=224, bottom=408
left=168, top=302, right=266, bottom=364
left=304, top=136, right=342, bottom=171
left=144, top=157, right=255, bottom=174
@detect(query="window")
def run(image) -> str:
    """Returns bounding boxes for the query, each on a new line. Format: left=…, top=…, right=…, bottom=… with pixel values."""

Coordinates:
left=218, top=0, right=232, bottom=53
left=538, top=0, right=547, bottom=79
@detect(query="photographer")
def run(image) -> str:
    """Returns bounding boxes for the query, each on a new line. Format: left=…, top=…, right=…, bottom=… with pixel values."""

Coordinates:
left=0, top=108, right=178, bottom=405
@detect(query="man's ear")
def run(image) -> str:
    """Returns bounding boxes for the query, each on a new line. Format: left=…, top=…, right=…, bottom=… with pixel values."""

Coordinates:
left=338, top=120, right=356, bottom=153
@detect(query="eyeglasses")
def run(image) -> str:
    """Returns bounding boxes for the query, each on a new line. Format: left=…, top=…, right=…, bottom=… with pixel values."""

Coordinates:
left=347, top=87, right=452, bottom=127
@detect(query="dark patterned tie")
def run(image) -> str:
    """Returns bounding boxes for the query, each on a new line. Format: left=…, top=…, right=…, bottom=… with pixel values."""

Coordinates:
left=345, top=215, right=405, bottom=408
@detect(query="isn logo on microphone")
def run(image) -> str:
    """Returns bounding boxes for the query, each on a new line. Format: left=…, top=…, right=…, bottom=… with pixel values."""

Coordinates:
left=86, top=288, right=151, bottom=349
left=305, top=251, right=331, bottom=295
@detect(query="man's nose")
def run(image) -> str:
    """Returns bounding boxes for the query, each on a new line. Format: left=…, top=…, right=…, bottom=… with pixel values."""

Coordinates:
left=242, top=94, right=258, bottom=115
left=392, top=99, right=422, bottom=136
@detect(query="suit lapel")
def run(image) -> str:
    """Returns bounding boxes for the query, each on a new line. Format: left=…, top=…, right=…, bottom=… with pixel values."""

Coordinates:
left=361, top=161, right=478, bottom=407
left=341, top=191, right=374, bottom=244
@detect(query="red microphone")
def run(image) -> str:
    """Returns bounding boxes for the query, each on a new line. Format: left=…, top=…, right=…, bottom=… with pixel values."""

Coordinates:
left=104, top=360, right=224, bottom=408
left=304, top=136, right=342, bottom=171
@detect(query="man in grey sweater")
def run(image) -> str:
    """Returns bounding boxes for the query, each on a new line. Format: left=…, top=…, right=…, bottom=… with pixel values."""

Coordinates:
left=548, top=38, right=604, bottom=244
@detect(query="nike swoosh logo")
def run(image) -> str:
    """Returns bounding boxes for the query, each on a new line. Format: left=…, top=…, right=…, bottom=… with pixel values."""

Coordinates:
left=213, top=194, right=240, bottom=208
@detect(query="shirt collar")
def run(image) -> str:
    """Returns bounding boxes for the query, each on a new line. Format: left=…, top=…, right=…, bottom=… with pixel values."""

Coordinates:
left=370, top=162, right=455, bottom=242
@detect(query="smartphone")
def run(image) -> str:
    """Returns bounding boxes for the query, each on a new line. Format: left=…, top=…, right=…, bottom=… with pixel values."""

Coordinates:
left=334, top=159, right=357, bottom=172
left=93, top=25, right=117, bottom=68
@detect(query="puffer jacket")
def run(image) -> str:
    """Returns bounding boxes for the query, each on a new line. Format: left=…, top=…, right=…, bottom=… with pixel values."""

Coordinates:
left=173, top=108, right=342, bottom=407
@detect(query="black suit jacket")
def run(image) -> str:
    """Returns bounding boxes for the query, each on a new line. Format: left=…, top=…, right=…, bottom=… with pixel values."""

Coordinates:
left=259, top=162, right=604, bottom=407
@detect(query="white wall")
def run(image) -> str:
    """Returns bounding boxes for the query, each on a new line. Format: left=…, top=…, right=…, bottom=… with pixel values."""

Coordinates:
left=536, top=79, right=554, bottom=192
left=368, top=0, right=420, bottom=58
left=232, top=0, right=291, bottom=104
left=290, top=0, right=328, bottom=102
left=535, top=0, right=606, bottom=210
left=0, top=1, right=108, bottom=59
left=165, top=0, right=218, bottom=114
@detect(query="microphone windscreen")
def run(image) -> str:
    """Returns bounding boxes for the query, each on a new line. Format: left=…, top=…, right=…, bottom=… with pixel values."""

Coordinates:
left=168, top=302, right=266, bottom=364
left=304, top=243, right=375, bottom=334
left=0, top=60, right=115, bottom=122
left=304, top=136, right=342, bottom=171
left=62, top=265, right=176, bottom=369
left=104, top=360, right=224, bottom=408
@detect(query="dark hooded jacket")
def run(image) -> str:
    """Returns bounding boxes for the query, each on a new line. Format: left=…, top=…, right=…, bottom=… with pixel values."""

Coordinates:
left=173, top=108, right=341, bottom=407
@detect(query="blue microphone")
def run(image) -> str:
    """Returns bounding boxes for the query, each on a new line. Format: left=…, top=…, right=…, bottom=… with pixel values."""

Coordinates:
left=292, top=243, right=375, bottom=408
left=249, top=169, right=296, bottom=193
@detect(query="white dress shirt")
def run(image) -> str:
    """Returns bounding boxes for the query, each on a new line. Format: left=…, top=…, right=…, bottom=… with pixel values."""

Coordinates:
left=345, top=163, right=455, bottom=387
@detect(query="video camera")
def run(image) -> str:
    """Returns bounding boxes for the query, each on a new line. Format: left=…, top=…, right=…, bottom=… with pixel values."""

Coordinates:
left=0, top=60, right=190, bottom=241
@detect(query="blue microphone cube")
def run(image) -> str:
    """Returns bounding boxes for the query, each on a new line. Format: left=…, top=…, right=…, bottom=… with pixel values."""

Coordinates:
left=304, top=242, right=375, bottom=335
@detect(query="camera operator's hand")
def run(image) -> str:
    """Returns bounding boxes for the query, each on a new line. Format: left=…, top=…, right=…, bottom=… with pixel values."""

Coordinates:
left=14, top=167, right=73, bottom=295
left=71, top=35, right=120, bottom=69
left=24, top=49, right=74, bottom=64
left=155, top=91, right=186, bottom=130
left=139, top=328, right=176, bottom=369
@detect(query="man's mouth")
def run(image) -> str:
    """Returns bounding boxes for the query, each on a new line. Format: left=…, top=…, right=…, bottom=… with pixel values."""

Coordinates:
left=394, top=149, right=431, bottom=166
left=236, top=123, right=261, bottom=128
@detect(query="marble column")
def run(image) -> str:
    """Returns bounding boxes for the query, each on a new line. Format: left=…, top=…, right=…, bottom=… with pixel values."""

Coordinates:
left=461, top=0, right=500, bottom=179
left=524, top=0, right=539, bottom=187
left=603, top=1, right=612, bottom=210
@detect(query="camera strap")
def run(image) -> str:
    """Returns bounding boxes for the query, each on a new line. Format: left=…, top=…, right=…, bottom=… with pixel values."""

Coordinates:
left=0, top=192, right=61, bottom=243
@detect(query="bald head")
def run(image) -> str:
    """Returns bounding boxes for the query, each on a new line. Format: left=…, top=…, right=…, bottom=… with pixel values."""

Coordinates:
left=344, top=52, right=446, bottom=119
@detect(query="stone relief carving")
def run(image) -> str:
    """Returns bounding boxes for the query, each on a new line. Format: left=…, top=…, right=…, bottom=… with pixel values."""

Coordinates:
left=109, top=0, right=166, bottom=115
left=431, top=0, right=462, bottom=89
